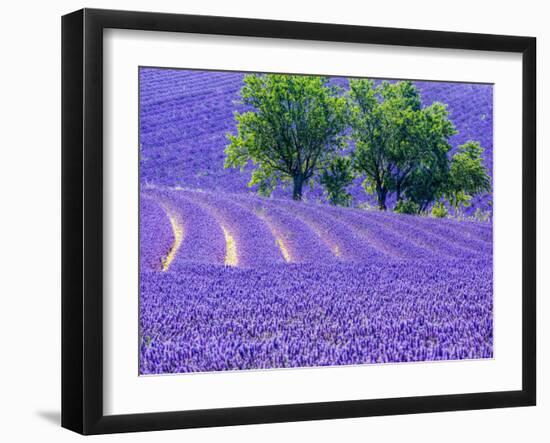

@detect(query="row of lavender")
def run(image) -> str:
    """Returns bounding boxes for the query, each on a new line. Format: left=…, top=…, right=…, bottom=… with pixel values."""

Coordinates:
left=140, top=259, right=492, bottom=373
left=139, top=68, right=493, bottom=213
left=139, top=188, right=493, bottom=373
left=140, top=187, right=492, bottom=271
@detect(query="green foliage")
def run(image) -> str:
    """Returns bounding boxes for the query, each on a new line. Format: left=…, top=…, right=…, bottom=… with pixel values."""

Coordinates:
left=394, top=200, right=421, bottom=215
left=446, top=141, right=491, bottom=211
left=448, top=190, right=472, bottom=212
left=226, top=75, right=491, bottom=213
left=348, top=79, right=391, bottom=209
left=431, top=201, right=448, bottom=218
left=401, top=102, right=456, bottom=210
left=319, top=156, right=354, bottom=206
left=225, top=74, right=347, bottom=200
left=349, top=80, right=456, bottom=211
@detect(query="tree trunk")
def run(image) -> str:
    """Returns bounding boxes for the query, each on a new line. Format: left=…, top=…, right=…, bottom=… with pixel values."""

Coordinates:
left=396, top=182, right=402, bottom=202
left=293, top=175, right=304, bottom=201
left=376, top=186, right=387, bottom=210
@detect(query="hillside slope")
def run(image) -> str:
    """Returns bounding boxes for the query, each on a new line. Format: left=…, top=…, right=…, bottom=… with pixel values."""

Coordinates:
left=139, top=68, right=493, bottom=214
left=139, top=188, right=493, bottom=373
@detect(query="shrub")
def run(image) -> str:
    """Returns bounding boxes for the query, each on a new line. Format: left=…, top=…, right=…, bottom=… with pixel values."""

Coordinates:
left=394, top=200, right=420, bottom=215
left=431, top=202, right=448, bottom=218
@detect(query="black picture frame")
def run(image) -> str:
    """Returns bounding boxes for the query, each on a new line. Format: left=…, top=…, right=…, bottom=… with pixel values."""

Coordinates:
left=61, top=8, right=536, bottom=435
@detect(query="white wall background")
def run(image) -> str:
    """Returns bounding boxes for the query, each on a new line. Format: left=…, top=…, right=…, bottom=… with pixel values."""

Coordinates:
left=0, top=0, right=546, bottom=441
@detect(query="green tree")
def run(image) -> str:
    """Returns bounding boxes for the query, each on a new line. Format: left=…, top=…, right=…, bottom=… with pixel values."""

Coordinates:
left=446, top=141, right=491, bottom=212
left=403, top=160, right=449, bottom=213
left=319, top=156, right=354, bottom=206
left=394, top=102, right=456, bottom=207
left=225, top=74, right=347, bottom=200
left=349, top=79, right=457, bottom=211
left=377, top=81, right=423, bottom=204
left=348, top=79, right=391, bottom=209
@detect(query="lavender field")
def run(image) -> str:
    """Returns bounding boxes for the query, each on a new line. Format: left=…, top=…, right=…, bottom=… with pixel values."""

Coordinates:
left=139, top=68, right=493, bottom=374
left=139, top=68, right=493, bottom=214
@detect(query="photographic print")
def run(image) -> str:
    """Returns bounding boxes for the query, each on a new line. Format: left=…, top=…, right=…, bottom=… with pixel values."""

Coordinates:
left=138, top=68, right=493, bottom=375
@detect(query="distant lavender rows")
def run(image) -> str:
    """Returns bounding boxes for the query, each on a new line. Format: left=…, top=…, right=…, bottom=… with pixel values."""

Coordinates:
left=139, top=68, right=493, bottom=213
left=140, top=187, right=492, bottom=271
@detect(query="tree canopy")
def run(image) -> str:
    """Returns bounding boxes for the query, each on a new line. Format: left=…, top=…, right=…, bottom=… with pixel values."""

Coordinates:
left=319, top=156, right=354, bottom=206
left=225, top=74, right=490, bottom=216
left=445, top=141, right=491, bottom=211
left=225, top=74, right=347, bottom=200
left=349, top=79, right=457, bottom=211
